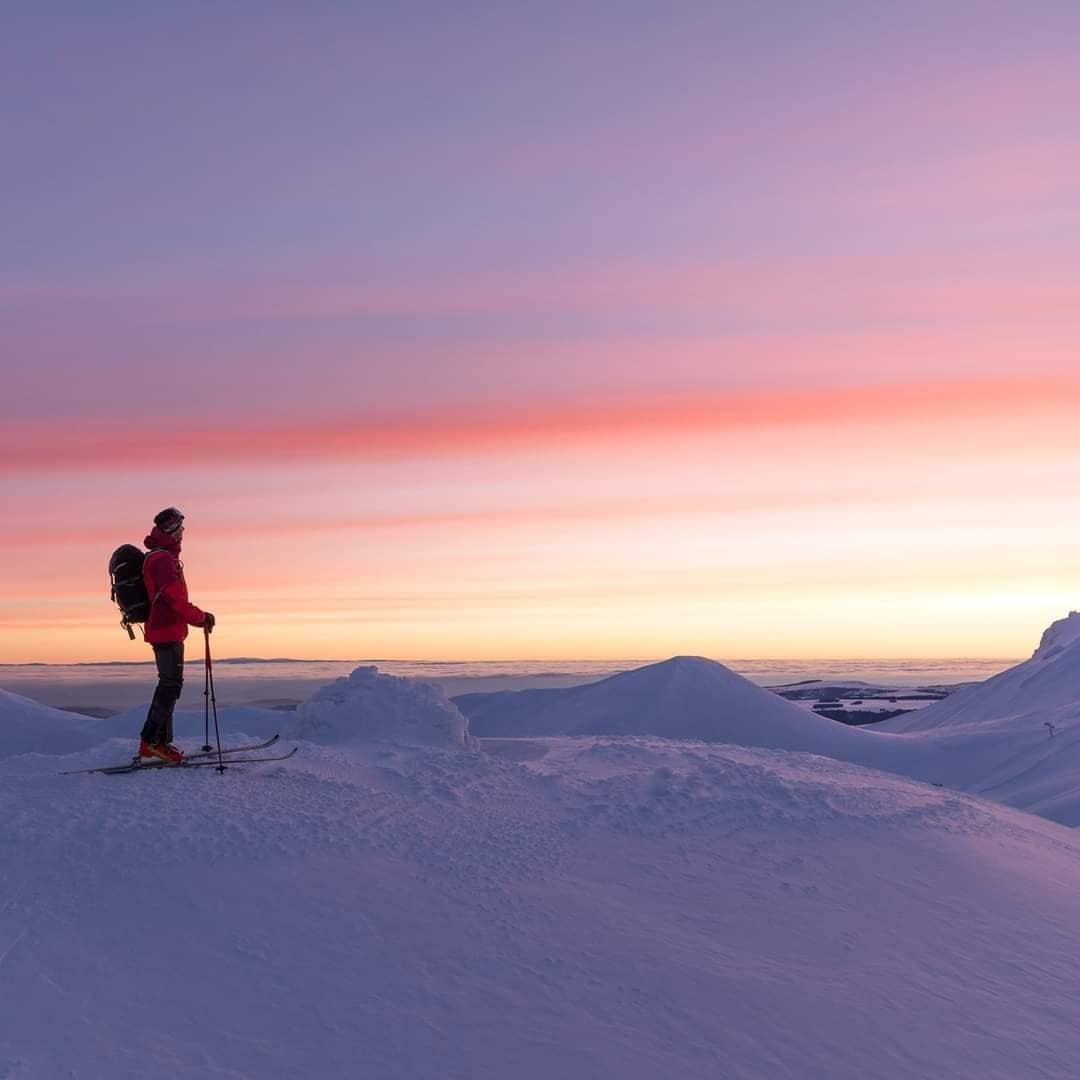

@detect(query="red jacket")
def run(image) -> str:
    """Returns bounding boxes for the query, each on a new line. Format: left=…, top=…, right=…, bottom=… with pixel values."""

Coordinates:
left=142, top=527, right=208, bottom=644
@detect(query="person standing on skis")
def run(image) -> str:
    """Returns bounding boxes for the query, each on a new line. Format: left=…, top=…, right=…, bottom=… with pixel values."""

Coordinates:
left=139, top=507, right=215, bottom=763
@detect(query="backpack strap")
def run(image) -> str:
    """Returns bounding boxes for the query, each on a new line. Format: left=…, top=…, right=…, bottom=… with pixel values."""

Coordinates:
left=143, top=548, right=172, bottom=610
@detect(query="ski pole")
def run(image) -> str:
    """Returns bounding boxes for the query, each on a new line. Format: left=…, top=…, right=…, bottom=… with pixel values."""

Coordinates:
left=202, top=628, right=213, bottom=753
left=204, top=625, right=226, bottom=773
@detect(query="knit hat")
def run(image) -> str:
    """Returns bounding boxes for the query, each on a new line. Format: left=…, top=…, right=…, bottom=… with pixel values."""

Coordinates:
left=153, top=507, right=185, bottom=534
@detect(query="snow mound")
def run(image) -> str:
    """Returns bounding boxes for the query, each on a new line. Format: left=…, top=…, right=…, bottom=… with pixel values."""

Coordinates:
left=289, top=665, right=469, bottom=748
left=0, top=687, right=106, bottom=759
left=457, top=655, right=863, bottom=753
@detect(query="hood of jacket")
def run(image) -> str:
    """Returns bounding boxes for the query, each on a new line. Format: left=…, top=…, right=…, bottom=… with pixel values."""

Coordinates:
left=144, top=527, right=182, bottom=554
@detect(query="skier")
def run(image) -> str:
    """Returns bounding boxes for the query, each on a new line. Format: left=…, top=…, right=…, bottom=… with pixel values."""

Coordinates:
left=138, top=507, right=215, bottom=763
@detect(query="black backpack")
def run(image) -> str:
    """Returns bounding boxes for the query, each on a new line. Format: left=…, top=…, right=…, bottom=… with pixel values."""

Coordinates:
left=109, top=545, right=152, bottom=639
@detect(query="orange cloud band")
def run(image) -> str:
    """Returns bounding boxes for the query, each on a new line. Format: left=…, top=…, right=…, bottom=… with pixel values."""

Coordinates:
left=4, top=375, right=1078, bottom=471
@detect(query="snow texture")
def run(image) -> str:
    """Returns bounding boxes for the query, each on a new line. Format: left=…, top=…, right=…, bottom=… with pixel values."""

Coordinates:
left=3, top=730, right=1080, bottom=1079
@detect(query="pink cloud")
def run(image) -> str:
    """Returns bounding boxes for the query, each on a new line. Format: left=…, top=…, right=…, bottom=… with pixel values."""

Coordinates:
left=4, top=375, right=1078, bottom=472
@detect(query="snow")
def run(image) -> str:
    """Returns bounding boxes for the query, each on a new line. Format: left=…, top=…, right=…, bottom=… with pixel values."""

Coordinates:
left=288, top=665, right=470, bottom=748
left=454, top=629, right=1080, bottom=826
left=5, top=636, right=1080, bottom=1077
left=1033, top=610, right=1080, bottom=661
left=850, top=611, right=1080, bottom=822
left=886, top=610, right=1080, bottom=734
left=457, top=655, right=863, bottom=753
left=0, top=687, right=109, bottom=758
left=3, top=730, right=1080, bottom=1078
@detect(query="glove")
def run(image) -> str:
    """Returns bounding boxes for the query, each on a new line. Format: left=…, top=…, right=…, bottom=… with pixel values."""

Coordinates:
left=203, top=612, right=216, bottom=634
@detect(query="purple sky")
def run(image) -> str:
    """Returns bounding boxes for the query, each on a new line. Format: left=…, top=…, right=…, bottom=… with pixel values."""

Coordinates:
left=7, top=2, right=1079, bottom=416
left=4, top=3, right=1080, bottom=661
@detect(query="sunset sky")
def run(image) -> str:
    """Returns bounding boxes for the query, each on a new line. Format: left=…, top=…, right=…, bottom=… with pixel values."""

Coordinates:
left=4, top=2, right=1080, bottom=663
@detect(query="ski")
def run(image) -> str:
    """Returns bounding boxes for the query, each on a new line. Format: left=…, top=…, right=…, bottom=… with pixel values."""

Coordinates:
left=62, top=734, right=281, bottom=776
left=168, top=747, right=299, bottom=770
left=70, top=746, right=297, bottom=776
left=181, top=733, right=280, bottom=762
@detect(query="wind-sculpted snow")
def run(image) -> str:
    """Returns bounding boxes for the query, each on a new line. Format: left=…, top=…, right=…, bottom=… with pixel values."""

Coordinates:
left=289, top=665, right=470, bottom=748
left=3, top=737, right=1080, bottom=1078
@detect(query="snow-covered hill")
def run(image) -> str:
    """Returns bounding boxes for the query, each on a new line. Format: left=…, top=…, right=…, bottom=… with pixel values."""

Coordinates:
left=456, top=655, right=865, bottom=753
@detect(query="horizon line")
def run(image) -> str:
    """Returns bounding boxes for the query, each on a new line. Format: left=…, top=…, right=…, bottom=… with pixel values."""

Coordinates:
left=0, top=655, right=1026, bottom=668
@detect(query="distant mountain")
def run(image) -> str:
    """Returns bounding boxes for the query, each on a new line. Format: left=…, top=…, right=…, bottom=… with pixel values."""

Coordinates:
left=455, top=655, right=861, bottom=753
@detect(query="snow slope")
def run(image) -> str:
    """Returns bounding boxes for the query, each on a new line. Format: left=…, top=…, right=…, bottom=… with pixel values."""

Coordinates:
left=3, top=731, right=1080, bottom=1079
left=865, top=611, right=1080, bottom=822
left=0, top=687, right=107, bottom=758
left=457, top=655, right=864, bottom=753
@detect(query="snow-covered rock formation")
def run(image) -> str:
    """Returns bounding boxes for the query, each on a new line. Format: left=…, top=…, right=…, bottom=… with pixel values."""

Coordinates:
left=457, top=655, right=863, bottom=753
left=1033, top=609, right=1080, bottom=660
left=884, top=610, right=1080, bottom=733
left=289, top=665, right=470, bottom=749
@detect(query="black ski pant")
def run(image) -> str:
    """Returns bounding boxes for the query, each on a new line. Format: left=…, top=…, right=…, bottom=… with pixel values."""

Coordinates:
left=140, top=642, right=185, bottom=746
